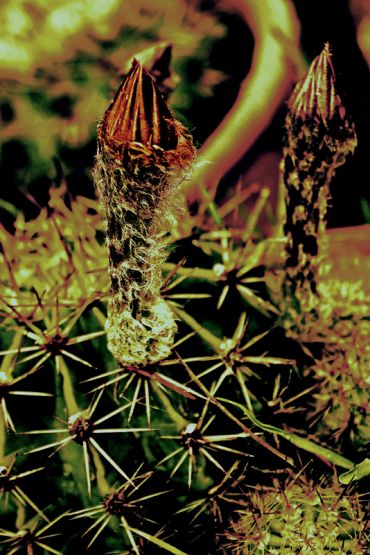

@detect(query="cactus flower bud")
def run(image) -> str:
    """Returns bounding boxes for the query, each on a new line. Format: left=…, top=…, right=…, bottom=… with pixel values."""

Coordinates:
left=281, top=43, right=357, bottom=334
left=278, top=45, right=369, bottom=444
left=94, top=60, right=195, bottom=366
left=289, top=43, right=339, bottom=126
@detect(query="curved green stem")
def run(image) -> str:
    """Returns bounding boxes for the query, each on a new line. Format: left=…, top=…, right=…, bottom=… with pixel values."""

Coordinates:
left=185, top=0, right=300, bottom=203
left=91, top=447, right=110, bottom=496
left=153, top=383, right=187, bottom=431
left=225, top=398, right=354, bottom=470
left=171, top=305, right=222, bottom=353
left=57, top=356, right=79, bottom=416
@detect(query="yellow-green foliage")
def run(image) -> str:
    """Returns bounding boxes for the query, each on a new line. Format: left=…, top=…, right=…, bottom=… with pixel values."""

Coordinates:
left=0, top=186, right=107, bottom=319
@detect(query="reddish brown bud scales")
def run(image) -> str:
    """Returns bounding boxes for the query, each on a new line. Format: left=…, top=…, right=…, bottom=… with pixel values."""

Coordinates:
left=100, top=59, right=180, bottom=156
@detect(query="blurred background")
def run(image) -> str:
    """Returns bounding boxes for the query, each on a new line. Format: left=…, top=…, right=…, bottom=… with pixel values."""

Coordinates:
left=0, top=0, right=369, bottom=231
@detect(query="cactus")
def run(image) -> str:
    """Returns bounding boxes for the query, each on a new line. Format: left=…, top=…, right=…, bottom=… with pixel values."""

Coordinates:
left=223, top=474, right=368, bottom=554
left=0, top=42, right=368, bottom=555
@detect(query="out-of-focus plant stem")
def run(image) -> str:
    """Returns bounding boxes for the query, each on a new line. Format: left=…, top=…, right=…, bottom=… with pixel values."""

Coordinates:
left=349, top=0, right=370, bottom=69
left=184, top=0, right=301, bottom=205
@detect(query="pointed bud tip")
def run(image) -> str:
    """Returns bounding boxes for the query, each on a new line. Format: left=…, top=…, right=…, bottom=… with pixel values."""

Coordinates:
left=99, top=58, right=193, bottom=164
left=288, top=43, right=344, bottom=125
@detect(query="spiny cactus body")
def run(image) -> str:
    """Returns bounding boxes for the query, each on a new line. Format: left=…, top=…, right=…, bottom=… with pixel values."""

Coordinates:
left=224, top=476, right=368, bottom=554
left=0, top=42, right=368, bottom=555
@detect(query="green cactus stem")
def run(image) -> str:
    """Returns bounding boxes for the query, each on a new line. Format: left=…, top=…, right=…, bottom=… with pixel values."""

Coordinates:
left=94, top=59, right=195, bottom=366
left=281, top=43, right=357, bottom=334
